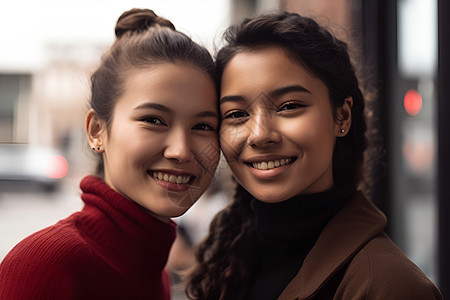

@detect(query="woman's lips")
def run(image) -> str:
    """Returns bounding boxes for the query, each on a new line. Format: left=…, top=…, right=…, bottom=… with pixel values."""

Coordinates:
left=249, top=157, right=294, bottom=170
left=245, top=157, right=296, bottom=179
left=147, top=170, right=195, bottom=191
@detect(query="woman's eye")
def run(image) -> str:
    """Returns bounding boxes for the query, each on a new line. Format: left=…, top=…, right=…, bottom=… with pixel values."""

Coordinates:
left=223, top=111, right=249, bottom=119
left=277, top=102, right=305, bottom=112
left=193, top=123, right=215, bottom=131
left=142, top=116, right=165, bottom=125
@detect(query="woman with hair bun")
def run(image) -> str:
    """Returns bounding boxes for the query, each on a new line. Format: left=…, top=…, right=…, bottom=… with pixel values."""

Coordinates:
left=186, top=12, right=442, bottom=299
left=0, top=8, right=219, bottom=299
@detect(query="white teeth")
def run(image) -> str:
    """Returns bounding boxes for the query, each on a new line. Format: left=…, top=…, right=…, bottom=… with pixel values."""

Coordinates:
left=169, top=175, right=177, bottom=183
left=251, top=158, right=292, bottom=170
left=152, top=172, right=191, bottom=184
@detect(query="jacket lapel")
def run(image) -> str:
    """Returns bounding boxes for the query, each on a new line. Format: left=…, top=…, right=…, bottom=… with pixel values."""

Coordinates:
left=278, top=192, right=387, bottom=300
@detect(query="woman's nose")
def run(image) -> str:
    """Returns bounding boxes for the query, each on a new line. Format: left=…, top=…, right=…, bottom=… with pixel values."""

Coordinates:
left=246, top=111, right=281, bottom=147
left=163, top=129, right=194, bottom=163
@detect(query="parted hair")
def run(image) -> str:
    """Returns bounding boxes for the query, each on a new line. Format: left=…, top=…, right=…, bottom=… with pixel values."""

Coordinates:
left=89, top=8, right=217, bottom=177
left=185, top=12, right=369, bottom=300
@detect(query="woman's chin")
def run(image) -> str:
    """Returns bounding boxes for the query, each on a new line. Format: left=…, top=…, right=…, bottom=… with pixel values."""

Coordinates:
left=247, top=189, right=290, bottom=203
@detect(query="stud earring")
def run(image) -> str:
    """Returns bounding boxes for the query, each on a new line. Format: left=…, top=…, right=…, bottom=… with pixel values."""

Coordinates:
left=340, top=129, right=345, bottom=133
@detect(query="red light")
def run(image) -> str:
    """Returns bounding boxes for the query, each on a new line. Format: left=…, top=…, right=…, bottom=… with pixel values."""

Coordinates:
left=47, top=155, right=69, bottom=179
left=403, top=89, right=422, bottom=116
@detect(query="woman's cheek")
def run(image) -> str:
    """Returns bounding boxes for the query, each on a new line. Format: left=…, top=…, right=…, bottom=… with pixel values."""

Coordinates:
left=220, top=124, right=247, bottom=154
left=195, top=136, right=220, bottom=176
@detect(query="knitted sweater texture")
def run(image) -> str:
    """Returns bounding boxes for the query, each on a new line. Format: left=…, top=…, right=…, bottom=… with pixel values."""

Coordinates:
left=0, top=175, right=176, bottom=300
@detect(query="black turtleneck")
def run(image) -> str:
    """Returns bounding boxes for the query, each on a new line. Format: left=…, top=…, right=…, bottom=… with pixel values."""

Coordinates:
left=244, top=189, right=352, bottom=300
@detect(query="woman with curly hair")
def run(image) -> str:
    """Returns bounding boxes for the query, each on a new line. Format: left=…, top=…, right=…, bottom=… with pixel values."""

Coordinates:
left=186, top=12, right=442, bottom=299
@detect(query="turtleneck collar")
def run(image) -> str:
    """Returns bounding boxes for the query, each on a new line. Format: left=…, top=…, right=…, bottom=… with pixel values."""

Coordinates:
left=251, top=188, right=354, bottom=243
left=78, top=175, right=177, bottom=276
left=245, top=188, right=356, bottom=300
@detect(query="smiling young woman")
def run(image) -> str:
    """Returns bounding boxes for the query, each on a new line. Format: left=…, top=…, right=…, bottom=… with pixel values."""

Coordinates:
left=186, top=12, right=443, bottom=300
left=0, top=8, right=219, bottom=300
left=87, top=63, right=218, bottom=222
left=219, top=46, right=352, bottom=202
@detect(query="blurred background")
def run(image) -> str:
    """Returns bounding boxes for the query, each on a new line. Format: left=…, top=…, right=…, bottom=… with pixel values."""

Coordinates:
left=0, top=0, right=449, bottom=299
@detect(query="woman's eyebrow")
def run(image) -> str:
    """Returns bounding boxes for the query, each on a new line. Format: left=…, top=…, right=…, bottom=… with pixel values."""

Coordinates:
left=219, top=95, right=245, bottom=105
left=220, top=85, right=311, bottom=105
left=134, top=102, right=218, bottom=119
left=133, top=102, right=171, bottom=112
left=196, top=110, right=219, bottom=119
left=268, top=85, right=311, bottom=98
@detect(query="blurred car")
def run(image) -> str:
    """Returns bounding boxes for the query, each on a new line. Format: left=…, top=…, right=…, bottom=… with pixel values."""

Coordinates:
left=0, top=143, right=69, bottom=192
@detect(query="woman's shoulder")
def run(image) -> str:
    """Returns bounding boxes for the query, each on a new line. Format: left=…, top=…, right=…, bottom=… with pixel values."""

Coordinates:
left=339, top=232, right=443, bottom=299
left=0, top=214, right=95, bottom=298
left=2, top=216, right=92, bottom=267
left=5, top=214, right=87, bottom=257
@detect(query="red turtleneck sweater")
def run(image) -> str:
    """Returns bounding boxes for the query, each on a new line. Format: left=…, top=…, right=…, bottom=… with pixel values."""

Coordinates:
left=0, top=175, right=177, bottom=300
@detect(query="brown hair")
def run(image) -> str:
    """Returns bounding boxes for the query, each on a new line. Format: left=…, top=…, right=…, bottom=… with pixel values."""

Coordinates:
left=89, top=8, right=217, bottom=177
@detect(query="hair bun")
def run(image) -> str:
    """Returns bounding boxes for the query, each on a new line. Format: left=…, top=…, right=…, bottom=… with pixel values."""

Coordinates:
left=115, top=8, right=175, bottom=39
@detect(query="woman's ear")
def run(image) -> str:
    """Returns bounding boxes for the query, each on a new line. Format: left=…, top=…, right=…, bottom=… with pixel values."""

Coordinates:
left=335, top=97, right=353, bottom=137
left=85, top=109, right=107, bottom=153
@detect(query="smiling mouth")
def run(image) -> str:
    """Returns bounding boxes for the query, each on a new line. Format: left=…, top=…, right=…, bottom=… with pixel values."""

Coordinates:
left=247, top=157, right=296, bottom=170
left=148, top=171, right=194, bottom=184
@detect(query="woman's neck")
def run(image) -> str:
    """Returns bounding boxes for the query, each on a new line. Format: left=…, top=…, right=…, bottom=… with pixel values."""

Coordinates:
left=250, top=188, right=354, bottom=243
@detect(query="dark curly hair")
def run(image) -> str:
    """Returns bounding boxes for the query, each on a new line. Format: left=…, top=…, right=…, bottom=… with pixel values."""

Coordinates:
left=185, top=12, right=370, bottom=300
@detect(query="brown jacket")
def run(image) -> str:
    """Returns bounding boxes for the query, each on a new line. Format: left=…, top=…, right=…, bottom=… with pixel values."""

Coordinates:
left=278, top=192, right=443, bottom=300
